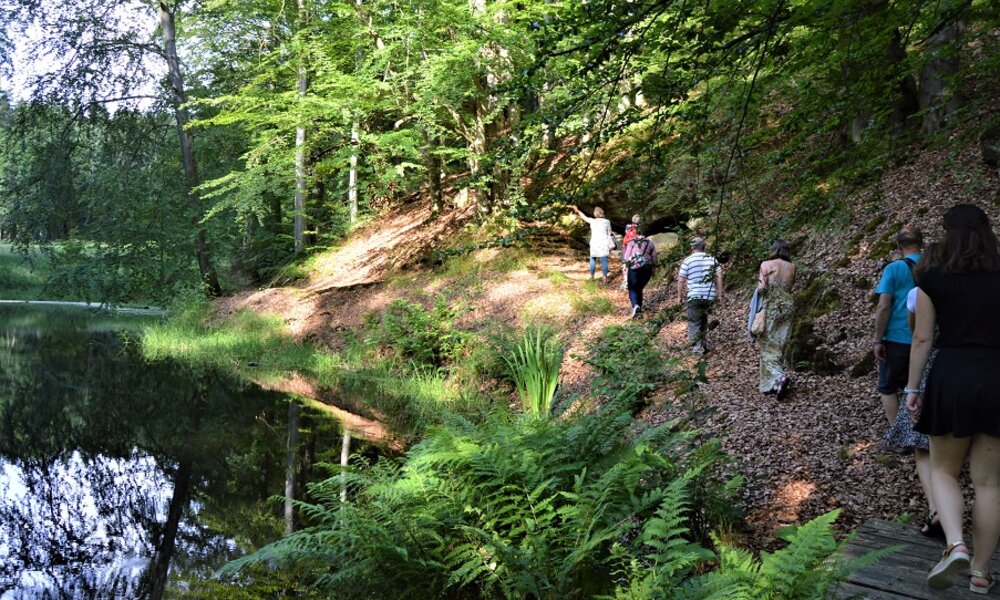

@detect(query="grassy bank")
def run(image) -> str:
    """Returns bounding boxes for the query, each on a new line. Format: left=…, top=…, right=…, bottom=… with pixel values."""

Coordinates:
left=0, top=243, right=50, bottom=300
left=140, top=299, right=503, bottom=438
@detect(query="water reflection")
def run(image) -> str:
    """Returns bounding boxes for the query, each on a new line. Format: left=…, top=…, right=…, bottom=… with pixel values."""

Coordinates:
left=0, top=307, right=351, bottom=599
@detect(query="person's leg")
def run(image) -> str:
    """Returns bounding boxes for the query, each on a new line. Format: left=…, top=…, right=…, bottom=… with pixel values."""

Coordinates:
left=880, top=393, right=900, bottom=425
left=589, top=257, right=596, bottom=279
left=929, top=434, right=973, bottom=544
left=698, top=300, right=711, bottom=347
left=634, top=269, right=648, bottom=308
left=914, top=449, right=939, bottom=529
left=969, top=434, right=1000, bottom=580
left=600, top=255, right=609, bottom=279
left=627, top=269, right=639, bottom=308
left=686, top=300, right=701, bottom=344
left=927, top=434, right=973, bottom=588
left=877, top=342, right=908, bottom=425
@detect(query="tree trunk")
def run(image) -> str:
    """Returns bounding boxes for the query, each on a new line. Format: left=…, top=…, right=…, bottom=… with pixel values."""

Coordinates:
left=158, top=2, right=222, bottom=296
left=918, top=5, right=968, bottom=136
left=886, top=29, right=918, bottom=131
left=146, top=455, right=193, bottom=600
left=424, top=133, right=444, bottom=215
left=349, top=115, right=360, bottom=224
left=284, top=401, right=300, bottom=534
left=293, top=0, right=310, bottom=254
left=340, top=428, right=351, bottom=503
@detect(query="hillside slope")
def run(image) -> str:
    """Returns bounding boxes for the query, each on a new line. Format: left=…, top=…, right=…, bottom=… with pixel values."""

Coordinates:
left=218, top=131, right=999, bottom=547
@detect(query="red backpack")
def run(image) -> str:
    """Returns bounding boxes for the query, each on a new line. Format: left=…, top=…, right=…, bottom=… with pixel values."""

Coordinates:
left=623, top=224, right=639, bottom=249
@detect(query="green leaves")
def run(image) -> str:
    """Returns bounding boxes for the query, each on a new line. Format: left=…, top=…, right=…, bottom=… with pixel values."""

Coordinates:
left=222, top=404, right=733, bottom=598
left=504, top=326, right=563, bottom=418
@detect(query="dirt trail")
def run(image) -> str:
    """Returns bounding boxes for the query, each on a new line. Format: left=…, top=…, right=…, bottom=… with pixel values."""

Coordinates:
left=660, top=141, right=1000, bottom=546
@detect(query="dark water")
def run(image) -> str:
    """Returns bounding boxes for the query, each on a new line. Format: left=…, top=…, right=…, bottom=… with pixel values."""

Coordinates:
left=0, top=306, right=356, bottom=599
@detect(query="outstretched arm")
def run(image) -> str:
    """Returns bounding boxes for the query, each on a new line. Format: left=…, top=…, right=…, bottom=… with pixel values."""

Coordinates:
left=570, top=205, right=592, bottom=223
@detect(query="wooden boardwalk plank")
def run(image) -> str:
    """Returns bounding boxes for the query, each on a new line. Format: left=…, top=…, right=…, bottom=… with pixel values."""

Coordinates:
left=834, top=519, right=1000, bottom=598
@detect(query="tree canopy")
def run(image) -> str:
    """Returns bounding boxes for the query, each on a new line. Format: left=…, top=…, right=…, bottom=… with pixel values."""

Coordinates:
left=1, top=0, right=996, bottom=302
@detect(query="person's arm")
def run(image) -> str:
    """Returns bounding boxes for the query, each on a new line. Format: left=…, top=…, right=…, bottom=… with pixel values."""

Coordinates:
left=714, top=264, right=723, bottom=301
left=905, top=289, right=936, bottom=419
left=677, top=275, right=687, bottom=304
left=873, top=293, right=893, bottom=361
left=757, top=262, right=768, bottom=292
left=570, top=205, right=592, bottom=223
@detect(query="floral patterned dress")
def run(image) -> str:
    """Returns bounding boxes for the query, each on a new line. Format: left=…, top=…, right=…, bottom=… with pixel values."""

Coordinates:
left=758, top=282, right=794, bottom=393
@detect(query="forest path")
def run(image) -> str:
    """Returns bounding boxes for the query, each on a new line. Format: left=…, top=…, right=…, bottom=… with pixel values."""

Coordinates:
left=647, top=140, right=1000, bottom=547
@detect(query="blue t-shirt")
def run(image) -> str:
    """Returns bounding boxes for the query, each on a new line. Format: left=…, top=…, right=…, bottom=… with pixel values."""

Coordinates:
left=875, top=253, right=920, bottom=344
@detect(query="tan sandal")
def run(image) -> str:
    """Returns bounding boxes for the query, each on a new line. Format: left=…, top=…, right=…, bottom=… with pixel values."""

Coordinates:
left=970, top=570, right=995, bottom=595
left=928, top=541, right=970, bottom=589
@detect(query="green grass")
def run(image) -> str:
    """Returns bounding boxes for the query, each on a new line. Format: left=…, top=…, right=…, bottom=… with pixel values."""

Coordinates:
left=488, top=247, right=535, bottom=272
left=139, top=300, right=498, bottom=438
left=140, top=303, right=328, bottom=383
left=0, top=243, right=50, bottom=300
left=542, top=270, right=570, bottom=285
left=570, top=291, right=615, bottom=316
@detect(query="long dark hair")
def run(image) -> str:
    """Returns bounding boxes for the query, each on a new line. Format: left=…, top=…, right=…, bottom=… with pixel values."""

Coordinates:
left=913, top=242, right=939, bottom=284
left=768, top=239, right=791, bottom=261
left=938, top=204, right=1000, bottom=274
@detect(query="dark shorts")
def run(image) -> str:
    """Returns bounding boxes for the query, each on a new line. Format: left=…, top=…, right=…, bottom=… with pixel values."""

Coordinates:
left=877, top=340, right=910, bottom=395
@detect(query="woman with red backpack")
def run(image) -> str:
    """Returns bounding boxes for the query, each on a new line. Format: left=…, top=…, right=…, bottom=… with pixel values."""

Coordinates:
left=619, top=215, right=641, bottom=290
left=622, top=228, right=657, bottom=318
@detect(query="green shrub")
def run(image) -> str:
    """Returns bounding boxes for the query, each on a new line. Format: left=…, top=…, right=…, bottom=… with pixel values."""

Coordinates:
left=368, top=295, right=466, bottom=368
left=505, top=327, right=563, bottom=418
left=585, top=324, right=666, bottom=403
left=220, top=405, right=740, bottom=599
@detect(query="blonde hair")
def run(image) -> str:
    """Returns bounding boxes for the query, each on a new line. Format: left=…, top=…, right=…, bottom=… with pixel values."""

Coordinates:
left=593, top=207, right=605, bottom=218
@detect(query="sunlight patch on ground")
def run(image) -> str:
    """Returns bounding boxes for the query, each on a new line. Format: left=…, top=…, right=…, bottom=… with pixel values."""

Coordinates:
left=771, top=479, right=817, bottom=525
left=851, top=440, right=874, bottom=454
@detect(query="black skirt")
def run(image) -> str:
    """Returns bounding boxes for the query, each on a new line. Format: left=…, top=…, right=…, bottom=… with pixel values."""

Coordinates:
left=915, top=347, right=1000, bottom=438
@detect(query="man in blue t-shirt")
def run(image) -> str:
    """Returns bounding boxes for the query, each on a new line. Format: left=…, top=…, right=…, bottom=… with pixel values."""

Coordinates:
left=873, top=225, right=923, bottom=427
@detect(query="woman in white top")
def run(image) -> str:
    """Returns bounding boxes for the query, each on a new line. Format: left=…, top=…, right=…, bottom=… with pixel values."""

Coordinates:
left=571, top=205, right=615, bottom=281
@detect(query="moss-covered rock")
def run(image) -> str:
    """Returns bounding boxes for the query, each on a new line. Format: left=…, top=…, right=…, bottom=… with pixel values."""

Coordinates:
left=786, top=274, right=845, bottom=375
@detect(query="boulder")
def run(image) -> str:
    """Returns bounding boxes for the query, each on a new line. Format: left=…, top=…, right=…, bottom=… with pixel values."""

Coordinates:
left=648, top=232, right=680, bottom=253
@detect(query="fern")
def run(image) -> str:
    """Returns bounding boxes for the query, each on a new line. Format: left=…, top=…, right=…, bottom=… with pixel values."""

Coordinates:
left=220, top=404, right=733, bottom=598
left=672, top=510, right=898, bottom=600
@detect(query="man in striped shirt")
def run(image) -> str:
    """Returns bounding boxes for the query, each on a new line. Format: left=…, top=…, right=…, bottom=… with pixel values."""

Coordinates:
left=678, top=237, right=723, bottom=353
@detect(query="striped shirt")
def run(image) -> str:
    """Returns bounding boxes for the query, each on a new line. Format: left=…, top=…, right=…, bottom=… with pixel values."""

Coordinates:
left=679, top=252, right=721, bottom=300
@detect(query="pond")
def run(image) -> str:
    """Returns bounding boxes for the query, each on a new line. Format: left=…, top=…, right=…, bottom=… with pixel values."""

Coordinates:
left=0, top=306, right=367, bottom=599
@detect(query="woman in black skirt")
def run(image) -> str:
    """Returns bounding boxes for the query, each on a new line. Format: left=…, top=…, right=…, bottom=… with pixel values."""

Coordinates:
left=905, top=204, right=1000, bottom=593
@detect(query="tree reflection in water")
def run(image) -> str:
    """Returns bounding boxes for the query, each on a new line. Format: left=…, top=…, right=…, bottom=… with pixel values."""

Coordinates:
left=0, top=307, right=349, bottom=599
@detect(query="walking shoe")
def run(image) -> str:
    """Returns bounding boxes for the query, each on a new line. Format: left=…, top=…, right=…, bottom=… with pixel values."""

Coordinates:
left=631, top=305, right=639, bottom=319
left=970, top=570, right=995, bottom=595
left=775, top=375, right=791, bottom=400
left=928, top=542, right=970, bottom=589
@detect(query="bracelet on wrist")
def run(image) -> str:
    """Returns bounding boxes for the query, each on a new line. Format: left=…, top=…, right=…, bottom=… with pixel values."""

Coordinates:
left=903, top=387, right=923, bottom=395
